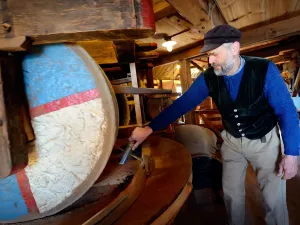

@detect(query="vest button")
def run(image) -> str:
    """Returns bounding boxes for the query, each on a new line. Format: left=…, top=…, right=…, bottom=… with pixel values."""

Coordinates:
left=237, top=123, right=241, bottom=126
left=241, top=133, right=245, bottom=137
left=234, top=109, right=237, bottom=112
left=239, top=129, right=242, bottom=132
left=235, top=115, right=238, bottom=118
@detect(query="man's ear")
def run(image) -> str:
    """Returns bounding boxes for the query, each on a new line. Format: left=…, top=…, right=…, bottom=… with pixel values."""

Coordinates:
left=232, top=41, right=240, bottom=56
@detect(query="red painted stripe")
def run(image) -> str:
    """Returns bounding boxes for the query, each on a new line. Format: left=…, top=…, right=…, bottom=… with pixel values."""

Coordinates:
left=16, top=170, right=39, bottom=213
left=30, top=89, right=100, bottom=118
left=10, top=163, right=27, bottom=176
left=141, top=0, right=155, bottom=29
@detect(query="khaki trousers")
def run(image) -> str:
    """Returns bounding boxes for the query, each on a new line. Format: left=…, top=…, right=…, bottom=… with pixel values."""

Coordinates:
left=221, top=127, right=289, bottom=225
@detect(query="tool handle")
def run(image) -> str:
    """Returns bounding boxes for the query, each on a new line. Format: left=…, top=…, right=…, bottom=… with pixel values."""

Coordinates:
left=119, top=141, right=135, bottom=165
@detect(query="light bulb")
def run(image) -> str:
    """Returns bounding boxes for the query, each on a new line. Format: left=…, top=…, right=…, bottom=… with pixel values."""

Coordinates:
left=191, top=68, right=199, bottom=73
left=176, top=64, right=180, bottom=69
left=162, top=40, right=177, bottom=52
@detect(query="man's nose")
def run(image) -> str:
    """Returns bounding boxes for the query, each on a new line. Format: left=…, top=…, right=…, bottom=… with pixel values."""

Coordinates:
left=209, top=56, right=215, bottom=64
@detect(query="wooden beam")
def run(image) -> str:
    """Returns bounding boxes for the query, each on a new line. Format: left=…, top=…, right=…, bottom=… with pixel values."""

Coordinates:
left=153, top=0, right=177, bottom=21
left=240, top=15, right=300, bottom=47
left=136, top=51, right=160, bottom=60
left=79, top=40, right=117, bottom=64
left=130, top=63, right=143, bottom=126
left=0, top=36, right=31, bottom=51
left=112, top=86, right=172, bottom=94
left=78, top=40, right=135, bottom=64
left=245, top=36, right=300, bottom=58
left=80, top=41, right=158, bottom=64
left=0, top=0, right=155, bottom=46
left=110, top=78, right=132, bottom=85
left=267, top=51, right=294, bottom=62
left=190, top=60, right=204, bottom=71
left=136, top=42, right=157, bottom=52
left=166, top=0, right=225, bottom=34
left=179, top=59, right=196, bottom=124
left=157, top=15, right=300, bottom=65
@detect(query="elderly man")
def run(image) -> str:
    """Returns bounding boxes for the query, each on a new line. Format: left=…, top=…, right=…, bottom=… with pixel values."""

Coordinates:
left=129, top=24, right=300, bottom=225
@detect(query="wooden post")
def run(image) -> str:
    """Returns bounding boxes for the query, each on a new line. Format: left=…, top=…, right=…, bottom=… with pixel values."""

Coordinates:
left=179, top=59, right=196, bottom=124
left=294, top=52, right=300, bottom=92
left=130, top=63, right=143, bottom=126
left=209, top=97, right=213, bottom=109
left=146, top=68, right=154, bottom=88
left=0, top=56, right=27, bottom=178
left=294, top=68, right=300, bottom=92
left=159, top=80, right=163, bottom=89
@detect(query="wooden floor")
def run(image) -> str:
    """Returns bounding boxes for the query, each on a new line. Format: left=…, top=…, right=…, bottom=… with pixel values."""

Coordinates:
left=174, top=166, right=300, bottom=225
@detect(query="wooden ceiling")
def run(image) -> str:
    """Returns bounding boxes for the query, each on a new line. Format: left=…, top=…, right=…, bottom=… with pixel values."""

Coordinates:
left=139, top=0, right=300, bottom=57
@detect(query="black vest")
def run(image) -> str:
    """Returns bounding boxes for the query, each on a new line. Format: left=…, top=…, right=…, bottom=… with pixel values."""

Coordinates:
left=204, top=56, right=277, bottom=139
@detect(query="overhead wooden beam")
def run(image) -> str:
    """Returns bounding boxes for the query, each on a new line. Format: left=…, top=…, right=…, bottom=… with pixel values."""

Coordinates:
left=157, top=15, right=300, bottom=65
left=240, top=15, right=300, bottom=47
left=166, top=0, right=225, bottom=34
left=0, top=0, right=155, bottom=47
left=245, top=36, right=300, bottom=58
left=153, top=0, right=177, bottom=21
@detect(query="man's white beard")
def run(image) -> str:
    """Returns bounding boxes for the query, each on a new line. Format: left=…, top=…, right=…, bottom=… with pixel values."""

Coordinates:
left=213, top=56, right=235, bottom=76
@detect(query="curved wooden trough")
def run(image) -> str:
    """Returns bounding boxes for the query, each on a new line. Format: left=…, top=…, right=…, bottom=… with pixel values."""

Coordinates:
left=3, top=137, right=192, bottom=225
left=111, top=137, right=192, bottom=225
left=0, top=44, right=118, bottom=223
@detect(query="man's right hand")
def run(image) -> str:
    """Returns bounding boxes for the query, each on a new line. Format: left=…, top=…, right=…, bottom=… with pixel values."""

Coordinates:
left=129, top=126, right=153, bottom=150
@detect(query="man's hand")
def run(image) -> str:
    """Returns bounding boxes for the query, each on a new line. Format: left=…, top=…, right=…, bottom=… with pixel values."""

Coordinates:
left=277, top=155, right=298, bottom=180
left=129, top=126, right=153, bottom=150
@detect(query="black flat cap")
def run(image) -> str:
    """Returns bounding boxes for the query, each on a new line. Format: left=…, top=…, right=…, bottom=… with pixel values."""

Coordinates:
left=200, top=24, right=242, bottom=53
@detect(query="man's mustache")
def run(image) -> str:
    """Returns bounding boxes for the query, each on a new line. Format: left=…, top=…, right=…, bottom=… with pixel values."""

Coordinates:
left=211, top=63, right=221, bottom=68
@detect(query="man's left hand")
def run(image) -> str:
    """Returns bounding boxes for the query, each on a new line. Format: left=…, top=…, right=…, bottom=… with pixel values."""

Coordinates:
left=277, top=155, right=298, bottom=180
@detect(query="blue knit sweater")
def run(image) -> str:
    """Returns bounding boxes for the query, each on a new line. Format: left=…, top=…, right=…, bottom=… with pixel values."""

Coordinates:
left=149, top=59, right=300, bottom=156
